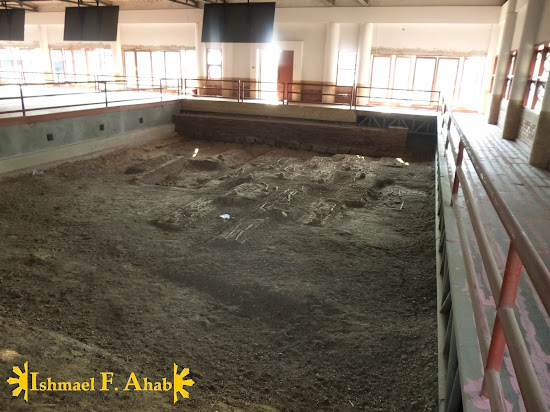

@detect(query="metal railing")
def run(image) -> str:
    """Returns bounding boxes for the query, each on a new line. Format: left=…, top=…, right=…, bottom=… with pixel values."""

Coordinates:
left=0, top=70, right=446, bottom=117
left=182, top=78, right=241, bottom=101
left=439, top=95, right=550, bottom=411
left=0, top=76, right=182, bottom=117
left=286, top=82, right=355, bottom=108
left=356, top=86, right=440, bottom=111
left=0, top=70, right=97, bottom=85
left=240, top=80, right=285, bottom=103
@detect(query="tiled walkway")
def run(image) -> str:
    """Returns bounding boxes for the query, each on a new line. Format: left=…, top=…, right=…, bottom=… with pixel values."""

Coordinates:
left=449, top=113, right=550, bottom=410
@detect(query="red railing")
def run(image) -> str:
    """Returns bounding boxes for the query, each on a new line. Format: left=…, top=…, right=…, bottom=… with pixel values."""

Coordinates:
left=439, top=96, right=550, bottom=411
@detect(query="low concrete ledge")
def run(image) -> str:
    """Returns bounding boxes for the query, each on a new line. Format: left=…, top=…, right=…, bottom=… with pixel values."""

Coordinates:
left=180, top=98, right=357, bottom=124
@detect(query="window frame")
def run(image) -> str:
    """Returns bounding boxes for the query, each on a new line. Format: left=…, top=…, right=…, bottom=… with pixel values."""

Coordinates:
left=502, top=50, right=517, bottom=100
left=50, top=48, right=114, bottom=82
left=335, top=50, right=357, bottom=87
left=524, top=42, right=550, bottom=111
left=206, top=48, right=222, bottom=80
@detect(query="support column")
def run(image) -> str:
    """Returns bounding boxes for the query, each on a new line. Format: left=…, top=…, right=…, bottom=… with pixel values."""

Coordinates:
left=221, top=43, right=234, bottom=97
left=488, top=0, right=517, bottom=124
left=529, top=88, right=550, bottom=168
left=322, top=22, right=340, bottom=104
left=195, top=23, right=207, bottom=79
left=481, top=24, right=500, bottom=114
left=111, top=26, right=124, bottom=77
left=501, top=0, right=544, bottom=140
left=356, top=22, right=373, bottom=106
left=38, top=25, right=51, bottom=75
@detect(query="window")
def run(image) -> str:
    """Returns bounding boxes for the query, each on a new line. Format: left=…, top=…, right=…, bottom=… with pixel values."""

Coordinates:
left=123, top=51, right=138, bottom=87
left=50, top=48, right=113, bottom=82
left=124, top=49, right=196, bottom=89
left=524, top=42, right=550, bottom=112
left=367, top=53, right=484, bottom=110
left=181, top=50, right=197, bottom=80
left=503, top=50, right=517, bottom=99
left=207, top=48, right=222, bottom=80
left=391, top=56, right=412, bottom=102
left=336, top=51, right=356, bottom=87
left=434, top=58, right=459, bottom=104
left=458, top=57, right=486, bottom=109
left=370, top=56, right=392, bottom=99
left=0, top=47, right=22, bottom=72
left=0, top=48, right=44, bottom=82
left=413, top=57, right=437, bottom=105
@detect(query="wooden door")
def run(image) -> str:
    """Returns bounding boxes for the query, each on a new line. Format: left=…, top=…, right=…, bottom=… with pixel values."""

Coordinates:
left=277, top=50, right=294, bottom=101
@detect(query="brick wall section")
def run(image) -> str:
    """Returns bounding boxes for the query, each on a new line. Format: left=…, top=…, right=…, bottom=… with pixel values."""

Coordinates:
left=518, top=117, right=537, bottom=147
left=174, top=113, right=422, bottom=158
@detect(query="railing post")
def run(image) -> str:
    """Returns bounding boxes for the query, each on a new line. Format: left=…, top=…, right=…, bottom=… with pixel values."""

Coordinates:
left=19, top=84, right=25, bottom=117
left=238, top=80, right=241, bottom=102
left=160, top=79, right=163, bottom=102
left=481, top=243, right=523, bottom=397
left=445, top=116, right=452, bottom=151
left=104, top=81, right=108, bottom=107
left=450, top=140, right=464, bottom=205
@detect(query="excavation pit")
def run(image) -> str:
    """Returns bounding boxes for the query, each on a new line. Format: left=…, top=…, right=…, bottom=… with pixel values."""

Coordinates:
left=0, top=137, right=436, bottom=410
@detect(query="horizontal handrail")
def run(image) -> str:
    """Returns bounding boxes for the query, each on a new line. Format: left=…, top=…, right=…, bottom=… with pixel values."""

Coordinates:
left=1, top=71, right=446, bottom=117
left=0, top=78, right=182, bottom=116
left=439, top=96, right=550, bottom=411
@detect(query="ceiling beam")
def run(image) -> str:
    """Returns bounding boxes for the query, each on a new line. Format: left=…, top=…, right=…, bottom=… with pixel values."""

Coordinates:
left=4, top=0, right=38, bottom=11
left=17, top=0, right=38, bottom=10
left=3, top=3, right=37, bottom=11
left=168, top=0, right=199, bottom=7
left=54, top=0, right=92, bottom=5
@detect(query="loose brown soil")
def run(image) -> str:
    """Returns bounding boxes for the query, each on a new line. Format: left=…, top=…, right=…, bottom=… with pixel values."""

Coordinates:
left=0, top=137, right=436, bottom=411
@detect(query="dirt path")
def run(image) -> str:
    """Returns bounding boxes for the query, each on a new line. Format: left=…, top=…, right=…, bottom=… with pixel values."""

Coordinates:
left=0, top=137, right=436, bottom=411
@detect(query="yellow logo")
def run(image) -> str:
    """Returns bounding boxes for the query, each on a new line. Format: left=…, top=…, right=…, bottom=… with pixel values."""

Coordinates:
left=173, top=364, right=195, bottom=403
left=7, top=361, right=29, bottom=402
left=6, top=362, right=194, bottom=404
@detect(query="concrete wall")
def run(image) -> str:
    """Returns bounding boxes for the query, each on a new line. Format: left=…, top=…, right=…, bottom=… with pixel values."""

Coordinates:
left=0, top=103, right=179, bottom=176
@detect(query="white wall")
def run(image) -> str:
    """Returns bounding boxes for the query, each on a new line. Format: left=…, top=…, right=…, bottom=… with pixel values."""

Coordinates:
left=0, top=5, right=502, bottom=84
left=372, top=23, right=494, bottom=56
left=274, top=22, right=326, bottom=82
left=119, top=23, right=195, bottom=50
left=339, top=23, right=360, bottom=51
